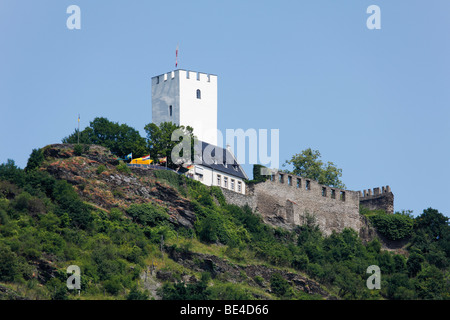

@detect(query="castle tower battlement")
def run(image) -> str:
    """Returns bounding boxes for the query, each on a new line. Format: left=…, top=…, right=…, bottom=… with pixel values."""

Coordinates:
left=359, top=185, right=394, bottom=214
left=359, top=185, right=391, bottom=198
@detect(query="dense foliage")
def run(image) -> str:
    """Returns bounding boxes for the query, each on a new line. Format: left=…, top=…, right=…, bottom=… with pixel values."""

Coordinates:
left=1, top=152, right=449, bottom=300
left=284, top=148, right=345, bottom=189
left=144, top=121, right=195, bottom=169
left=62, top=117, right=148, bottom=158
left=363, top=209, right=415, bottom=241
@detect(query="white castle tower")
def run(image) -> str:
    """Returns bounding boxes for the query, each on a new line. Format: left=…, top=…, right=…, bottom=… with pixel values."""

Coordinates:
left=151, top=69, right=218, bottom=146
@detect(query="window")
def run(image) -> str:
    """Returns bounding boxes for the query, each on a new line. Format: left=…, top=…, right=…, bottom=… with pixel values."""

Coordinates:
left=231, top=179, right=235, bottom=191
left=224, top=177, right=228, bottom=188
left=196, top=89, right=201, bottom=99
left=156, top=76, right=159, bottom=84
left=331, top=189, right=336, bottom=199
left=169, top=105, right=172, bottom=117
left=196, top=173, right=203, bottom=181
left=217, top=174, right=221, bottom=186
left=305, top=180, right=310, bottom=190
left=322, top=187, right=327, bottom=197
left=237, top=181, right=242, bottom=193
left=296, top=178, right=301, bottom=188
left=279, top=174, right=283, bottom=183
left=340, top=191, right=346, bottom=201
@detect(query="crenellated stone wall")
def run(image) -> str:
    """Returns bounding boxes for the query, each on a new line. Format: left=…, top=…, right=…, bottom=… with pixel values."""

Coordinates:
left=221, top=172, right=393, bottom=238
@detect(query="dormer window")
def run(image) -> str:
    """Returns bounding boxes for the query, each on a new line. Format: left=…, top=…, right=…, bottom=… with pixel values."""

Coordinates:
left=196, top=89, right=201, bottom=99
left=169, top=105, right=172, bottom=117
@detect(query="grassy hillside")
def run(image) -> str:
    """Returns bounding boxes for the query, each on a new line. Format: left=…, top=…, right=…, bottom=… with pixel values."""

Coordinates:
left=0, top=144, right=449, bottom=300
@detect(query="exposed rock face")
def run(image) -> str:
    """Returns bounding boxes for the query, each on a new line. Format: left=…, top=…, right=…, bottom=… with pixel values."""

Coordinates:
left=166, top=247, right=330, bottom=299
left=41, top=144, right=196, bottom=229
left=0, top=285, right=28, bottom=300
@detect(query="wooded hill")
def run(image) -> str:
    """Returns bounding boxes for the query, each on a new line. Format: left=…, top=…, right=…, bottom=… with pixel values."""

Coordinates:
left=0, top=143, right=449, bottom=300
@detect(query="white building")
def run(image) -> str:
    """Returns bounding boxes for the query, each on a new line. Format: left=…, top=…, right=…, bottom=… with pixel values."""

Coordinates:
left=151, top=69, right=248, bottom=194
left=152, top=69, right=217, bottom=146
left=187, top=141, right=248, bottom=194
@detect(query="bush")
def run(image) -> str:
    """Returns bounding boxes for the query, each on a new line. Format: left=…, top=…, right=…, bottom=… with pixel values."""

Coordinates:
left=73, top=144, right=83, bottom=156
left=127, top=286, right=148, bottom=300
left=206, top=283, right=253, bottom=300
left=126, top=203, right=170, bottom=227
left=116, top=161, right=131, bottom=174
left=0, top=245, right=19, bottom=282
left=96, top=165, right=106, bottom=175
left=104, top=277, right=122, bottom=295
left=270, top=273, right=292, bottom=298
left=292, top=254, right=309, bottom=270
left=369, top=212, right=414, bottom=241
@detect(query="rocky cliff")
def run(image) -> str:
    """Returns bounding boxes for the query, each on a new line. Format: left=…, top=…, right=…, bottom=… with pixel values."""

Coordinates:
left=42, top=144, right=196, bottom=229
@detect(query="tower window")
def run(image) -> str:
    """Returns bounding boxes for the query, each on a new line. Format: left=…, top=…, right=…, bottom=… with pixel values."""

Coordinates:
left=169, top=105, right=172, bottom=117
left=196, top=89, right=201, bottom=99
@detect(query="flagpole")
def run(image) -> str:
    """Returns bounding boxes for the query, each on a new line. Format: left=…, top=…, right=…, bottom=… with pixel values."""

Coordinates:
left=175, top=44, right=179, bottom=69
left=77, top=114, right=80, bottom=144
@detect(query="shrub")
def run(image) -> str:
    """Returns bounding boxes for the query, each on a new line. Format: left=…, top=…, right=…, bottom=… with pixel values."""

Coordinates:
left=73, top=144, right=83, bottom=156
left=116, top=161, right=131, bottom=174
left=104, top=277, right=122, bottom=295
left=126, top=203, right=170, bottom=227
left=369, top=212, right=414, bottom=241
left=270, top=273, right=292, bottom=298
left=96, top=165, right=106, bottom=175
left=0, top=245, right=19, bottom=282
left=292, top=254, right=309, bottom=270
left=127, top=286, right=148, bottom=300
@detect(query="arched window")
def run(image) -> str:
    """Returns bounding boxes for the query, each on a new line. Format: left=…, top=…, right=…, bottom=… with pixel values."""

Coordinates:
left=169, top=105, right=172, bottom=117
left=196, top=89, right=201, bottom=99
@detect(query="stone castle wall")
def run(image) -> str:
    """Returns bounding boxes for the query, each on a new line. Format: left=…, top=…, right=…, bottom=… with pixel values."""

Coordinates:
left=359, top=186, right=394, bottom=214
left=221, top=172, right=393, bottom=237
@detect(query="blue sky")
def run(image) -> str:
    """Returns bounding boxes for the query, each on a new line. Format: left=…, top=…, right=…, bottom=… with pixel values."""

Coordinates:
left=1, top=1, right=449, bottom=217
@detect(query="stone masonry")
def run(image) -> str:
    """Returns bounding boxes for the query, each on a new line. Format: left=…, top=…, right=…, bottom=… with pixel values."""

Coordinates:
left=221, top=172, right=393, bottom=237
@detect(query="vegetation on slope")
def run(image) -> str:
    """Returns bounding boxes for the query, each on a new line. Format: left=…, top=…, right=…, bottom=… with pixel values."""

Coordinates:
left=1, top=147, right=449, bottom=300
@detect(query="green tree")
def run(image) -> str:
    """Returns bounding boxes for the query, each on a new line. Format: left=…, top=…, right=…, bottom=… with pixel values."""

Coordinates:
left=270, top=273, right=293, bottom=298
left=0, top=245, right=19, bottom=282
left=62, top=117, right=148, bottom=158
left=284, top=148, right=345, bottom=188
left=25, top=148, right=44, bottom=172
left=415, top=265, right=446, bottom=299
left=144, top=121, right=195, bottom=169
left=415, top=208, right=449, bottom=241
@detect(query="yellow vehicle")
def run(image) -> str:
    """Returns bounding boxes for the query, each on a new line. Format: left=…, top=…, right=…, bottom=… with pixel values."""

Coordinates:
left=130, top=158, right=153, bottom=165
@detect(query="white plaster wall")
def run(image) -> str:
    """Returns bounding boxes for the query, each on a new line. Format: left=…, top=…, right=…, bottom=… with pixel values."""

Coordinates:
left=190, top=165, right=246, bottom=194
left=179, top=70, right=218, bottom=146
